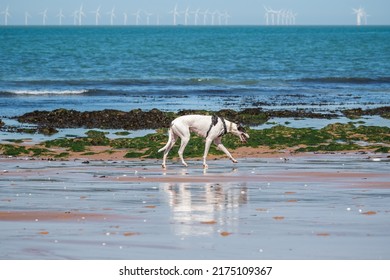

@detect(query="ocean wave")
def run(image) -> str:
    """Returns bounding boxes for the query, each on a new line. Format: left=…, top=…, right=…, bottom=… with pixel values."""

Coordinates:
left=297, top=77, right=390, bottom=84
left=2, top=89, right=90, bottom=95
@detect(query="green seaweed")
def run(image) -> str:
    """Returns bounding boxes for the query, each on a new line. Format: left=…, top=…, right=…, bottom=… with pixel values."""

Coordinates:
left=0, top=144, right=29, bottom=156
left=54, top=152, right=70, bottom=158
left=28, top=147, right=51, bottom=157
left=44, top=138, right=89, bottom=152
left=85, top=130, right=110, bottom=146
left=3, top=121, right=389, bottom=159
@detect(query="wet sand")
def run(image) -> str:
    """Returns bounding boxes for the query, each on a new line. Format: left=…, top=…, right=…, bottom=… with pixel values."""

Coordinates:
left=0, top=154, right=389, bottom=259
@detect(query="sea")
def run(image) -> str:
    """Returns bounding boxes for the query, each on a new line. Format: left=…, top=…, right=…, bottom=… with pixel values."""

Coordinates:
left=1, top=26, right=390, bottom=132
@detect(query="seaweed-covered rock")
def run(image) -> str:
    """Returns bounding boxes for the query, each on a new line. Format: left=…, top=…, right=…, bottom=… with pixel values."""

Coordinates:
left=343, top=106, right=390, bottom=119
left=37, top=126, right=58, bottom=136
left=178, top=108, right=269, bottom=125
left=268, top=110, right=337, bottom=119
left=364, top=106, right=390, bottom=119
left=17, top=108, right=175, bottom=130
left=342, top=108, right=364, bottom=119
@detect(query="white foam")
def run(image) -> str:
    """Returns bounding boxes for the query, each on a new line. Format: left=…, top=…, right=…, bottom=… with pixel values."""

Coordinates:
left=9, top=89, right=88, bottom=95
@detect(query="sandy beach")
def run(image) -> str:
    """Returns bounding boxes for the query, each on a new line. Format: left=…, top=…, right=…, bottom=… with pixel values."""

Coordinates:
left=1, top=152, right=389, bottom=260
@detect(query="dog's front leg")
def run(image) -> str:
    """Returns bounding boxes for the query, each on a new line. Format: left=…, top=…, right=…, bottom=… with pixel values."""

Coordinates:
left=203, top=138, right=213, bottom=168
left=214, top=138, right=238, bottom=163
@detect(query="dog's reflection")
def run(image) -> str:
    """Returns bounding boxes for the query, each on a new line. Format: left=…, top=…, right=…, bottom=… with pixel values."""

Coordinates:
left=160, top=182, right=248, bottom=237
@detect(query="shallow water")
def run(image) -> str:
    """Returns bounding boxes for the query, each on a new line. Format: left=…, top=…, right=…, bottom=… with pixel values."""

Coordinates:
left=0, top=155, right=389, bottom=259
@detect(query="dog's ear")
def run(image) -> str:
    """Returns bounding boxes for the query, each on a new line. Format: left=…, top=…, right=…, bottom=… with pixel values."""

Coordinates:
left=237, top=124, right=246, bottom=132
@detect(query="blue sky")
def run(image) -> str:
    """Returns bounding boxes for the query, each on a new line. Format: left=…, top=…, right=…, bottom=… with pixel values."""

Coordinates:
left=0, top=0, right=389, bottom=25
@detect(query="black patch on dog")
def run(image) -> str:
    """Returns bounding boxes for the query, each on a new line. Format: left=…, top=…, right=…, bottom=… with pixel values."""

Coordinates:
left=211, top=115, right=218, bottom=126
left=237, top=124, right=246, bottom=132
left=206, top=115, right=219, bottom=138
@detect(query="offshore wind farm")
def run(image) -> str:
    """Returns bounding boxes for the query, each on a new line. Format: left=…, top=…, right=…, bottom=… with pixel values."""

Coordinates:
left=0, top=4, right=233, bottom=26
left=0, top=2, right=387, bottom=26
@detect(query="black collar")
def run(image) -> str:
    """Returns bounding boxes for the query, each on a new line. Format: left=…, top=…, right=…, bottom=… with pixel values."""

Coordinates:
left=219, top=117, right=227, bottom=137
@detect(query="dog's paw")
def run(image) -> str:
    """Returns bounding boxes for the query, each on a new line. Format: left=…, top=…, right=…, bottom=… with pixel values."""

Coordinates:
left=203, top=163, right=208, bottom=169
left=232, top=159, right=238, bottom=163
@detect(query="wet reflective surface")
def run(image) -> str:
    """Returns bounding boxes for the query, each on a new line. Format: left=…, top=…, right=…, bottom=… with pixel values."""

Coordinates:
left=0, top=155, right=389, bottom=259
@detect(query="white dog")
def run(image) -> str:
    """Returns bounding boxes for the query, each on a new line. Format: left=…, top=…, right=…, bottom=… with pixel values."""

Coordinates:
left=158, top=115, right=249, bottom=168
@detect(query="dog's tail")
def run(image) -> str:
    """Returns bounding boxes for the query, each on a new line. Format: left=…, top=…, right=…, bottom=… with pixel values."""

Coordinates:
left=158, top=126, right=174, bottom=153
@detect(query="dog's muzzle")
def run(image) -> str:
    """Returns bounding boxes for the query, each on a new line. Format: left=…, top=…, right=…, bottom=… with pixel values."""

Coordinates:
left=240, top=133, right=249, bottom=143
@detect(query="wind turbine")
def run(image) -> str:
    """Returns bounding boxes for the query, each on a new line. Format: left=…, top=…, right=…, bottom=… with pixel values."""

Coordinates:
left=292, top=12, right=297, bottom=25
left=211, top=10, right=217, bottom=25
left=71, top=10, right=78, bottom=25
left=77, top=5, right=85, bottom=26
left=2, top=6, right=11, bottom=26
left=144, top=11, right=152, bottom=25
left=170, top=4, right=180, bottom=25
left=264, top=6, right=271, bottom=25
left=280, top=10, right=286, bottom=25
left=90, top=6, right=101, bottom=25
left=25, top=11, right=31, bottom=26
left=276, top=10, right=282, bottom=25
left=354, top=7, right=368, bottom=25
left=353, top=8, right=360, bottom=25
left=133, top=10, right=141, bottom=25
left=108, top=7, right=116, bottom=25
left=57, top=9, right=65, bottom=25
left=123, top=12, right=128, bottom=25
left=193, top=9, right=200, bottom=25
left=353, top=7, right=365, bottom=26
left=183, top=7, right=190, bottom=25
left=217, top=11, right=223, bottom=25
left=266, top=7, right=278, bottom=25
left=223, top=11, right=230, bottom=25
left=40, top=9, right=48, bottom=25
left=202, top=9, right=209, bottom=25
left=156, top=14, right=160, bottom=25
left=363, top=11, right=369, bottom=25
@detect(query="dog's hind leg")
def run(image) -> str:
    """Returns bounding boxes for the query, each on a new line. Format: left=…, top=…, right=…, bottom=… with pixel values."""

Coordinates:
left=160, top=129, right=177, bottom=169
left=178, top=136, right=190, bottom=167
left=175, top=126, right=190, bottom=167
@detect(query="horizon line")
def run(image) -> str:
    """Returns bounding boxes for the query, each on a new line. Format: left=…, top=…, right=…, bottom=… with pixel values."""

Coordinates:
left=1, top=24, right=389, bottom=27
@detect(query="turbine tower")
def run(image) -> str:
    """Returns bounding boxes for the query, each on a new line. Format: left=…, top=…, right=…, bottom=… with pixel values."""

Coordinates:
left=193, top=9, right=200, bottom=25
left=211, top=10, right=217, bottom=25
left=1, top=6, right=11, bottom=26
left=264, top=6, right=271, bottom=25
left=40, top=9, right=48, bottom=25
left=57, top=9, right=65, bottom=25
left=268, top=8, right=277, bottom=25
left=91, top=6, right=101, bottom=25
left=353, top=7, right=367, bottom=26
left=183, top=7, right=190, bottom=25
left=223, top=11, right=230, bottom=25
left=170, top=4, right=180, bottom=25
left=25, top=11, right=31, bottom=25
left=71, top=10, right=78, bottom=25
left=77, top=5, right=85, bottom=26
left=123, top=12, right=128, bottom=25
left=133, top=10, right=141, bottom=25
left=108, top=7, right=116, bottom=25
left=145, top=11, right=152, bottom=25
left=202, top=9, right=209, bottom=25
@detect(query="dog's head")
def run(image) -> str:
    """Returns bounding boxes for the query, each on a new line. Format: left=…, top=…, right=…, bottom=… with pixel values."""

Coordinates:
left=231, top=123, right=249, bottom=143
